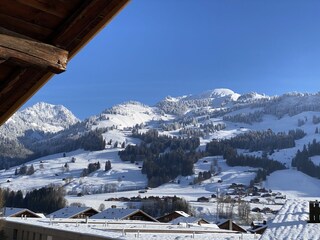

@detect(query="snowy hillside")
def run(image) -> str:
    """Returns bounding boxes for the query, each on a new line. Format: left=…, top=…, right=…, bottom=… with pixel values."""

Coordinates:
left=87, top=101, right=171, bottom=130
left=2, top=88, right=320, bottom=224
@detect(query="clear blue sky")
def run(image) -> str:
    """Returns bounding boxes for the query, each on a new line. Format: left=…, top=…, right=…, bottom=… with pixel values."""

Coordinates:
left=24, top=0, right=320, bottom=119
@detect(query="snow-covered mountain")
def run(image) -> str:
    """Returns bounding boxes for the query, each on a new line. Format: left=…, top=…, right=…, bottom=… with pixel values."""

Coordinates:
left=2, top=88, right=320, bottom=152
left=0, top=102, right=79, bottom=140
left=157, top=88, right=241, bottom=115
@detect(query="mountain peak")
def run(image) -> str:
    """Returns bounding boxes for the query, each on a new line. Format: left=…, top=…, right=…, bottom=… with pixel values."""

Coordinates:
left=21, top=102, right=79, bottom=128
left=207, top=88, right=237, bottom=97
left=186, top=88, right=240, bottom=101
left=1, top=102, right=79, bottom=139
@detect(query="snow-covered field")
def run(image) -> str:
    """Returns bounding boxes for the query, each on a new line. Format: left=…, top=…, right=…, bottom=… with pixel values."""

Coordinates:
left=264, top=169, right=320, bottom=198
left=0, top=148, right=147, bottom=194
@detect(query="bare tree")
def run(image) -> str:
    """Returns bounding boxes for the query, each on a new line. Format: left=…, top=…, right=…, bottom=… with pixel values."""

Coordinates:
left=238, top=201, right=251, bottom=224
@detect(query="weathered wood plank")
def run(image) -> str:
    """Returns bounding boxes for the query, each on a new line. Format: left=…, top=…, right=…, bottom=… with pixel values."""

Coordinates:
left=16, top=0, right=80, bottom=18
left=51, top=0, right=129, bottom=57
left=0, top=34, right=68, bottom=73
left=0, top=13, right=53, bottom=40
left=0, top=69, right=50, bottom=126
left=0, top=27, right=38, bottom=41
left=0, top=0, right=62, bottom=29
left=0, top=61, right=15, bottom=82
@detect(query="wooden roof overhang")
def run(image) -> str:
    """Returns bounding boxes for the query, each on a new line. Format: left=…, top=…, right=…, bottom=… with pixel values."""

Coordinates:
left=0, top=0, right=130, bottom=126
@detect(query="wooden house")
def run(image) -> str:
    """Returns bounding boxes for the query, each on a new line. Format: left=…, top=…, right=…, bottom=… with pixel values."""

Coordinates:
left=2, top=207, right=42, bottom=218
left=218, top=219, right=247, bottom=233
left=91, top=208, right=158, bottom=222
left=48, top=206, right=99, bottom=219
left=157, top=211, right=190, bottom=223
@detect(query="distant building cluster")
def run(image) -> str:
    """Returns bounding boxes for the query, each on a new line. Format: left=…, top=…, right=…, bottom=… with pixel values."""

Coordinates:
left=1, top=206, right=264, bottom=240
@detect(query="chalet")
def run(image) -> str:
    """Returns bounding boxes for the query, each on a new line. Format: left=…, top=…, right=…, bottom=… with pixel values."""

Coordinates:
left=258, top=188, right=269, bottom=193
left=261, top=207, right=272, bottom=214
left=211, top=193, right=217, bottom=198
left=248, top=220, right=268, bottom=234
left=48, top=206, right=99, bottom=219
left=170, top=216, right=210, bottom=225
left=248, top=225, right=268, bottom=234
left=197, top=196, right=210, bottom=202
left=275, top=194, right=286, bottom=199
left=2, top=207, right=42, bottom=218
left=250, top=198, right=260, bottom=203
left=217, top=219, right=247, bottom=233
left=261, top=193, right=272, bottom=198
left=251, top=207, right=261, bottom=213
left=91, top=208, right=158, bottom=222
left=157, top=211, right=190, bottom=223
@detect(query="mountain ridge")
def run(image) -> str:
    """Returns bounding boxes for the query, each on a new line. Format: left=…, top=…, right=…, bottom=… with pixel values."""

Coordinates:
left=1, top=88, right=320, bottom=168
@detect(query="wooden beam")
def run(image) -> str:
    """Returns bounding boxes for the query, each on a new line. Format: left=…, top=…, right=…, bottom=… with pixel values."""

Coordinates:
left=0, top=34, right=68, bottom=73
left=16, top=0, right=79, bottom=18
left=0, top=69, right=49, bottom=126
left=51, top=0, right=130, bottom=58
left=0, top=26, right=39, bottom=41
left=0, top=13, right=53, bottom=41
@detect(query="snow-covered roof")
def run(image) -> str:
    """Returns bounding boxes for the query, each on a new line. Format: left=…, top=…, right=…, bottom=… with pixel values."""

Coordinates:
left=3, top=217, right=258, bottom=240
left=260, top=199, right=320, bottom=239
left=91, top=208, right=138, bottom=220
left=170, top=216, right=210, bottom=225
left=174, top=211, right=190, bottom=218
left=48, top=206, right=97, bottom=218
left=2, top=207, right=40, bottom=218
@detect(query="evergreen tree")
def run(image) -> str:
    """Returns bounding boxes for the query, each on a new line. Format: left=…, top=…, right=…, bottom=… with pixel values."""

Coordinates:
left=19, top=165, right=27, bottom=175
left=105, top=161, right=111, bottom=171
left=26, top=164, right=35, bottom=175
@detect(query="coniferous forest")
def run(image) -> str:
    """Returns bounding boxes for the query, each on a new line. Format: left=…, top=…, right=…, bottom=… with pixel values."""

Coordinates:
left=119, top=129, right=204, bottom=187
left=1, top=186, right=66, bottom=214
left=292, top=139, right=320, bottom=178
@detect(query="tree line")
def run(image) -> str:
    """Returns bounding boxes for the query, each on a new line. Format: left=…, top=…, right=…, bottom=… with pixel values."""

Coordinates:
left=223, top=111, right=264, bottom=124
left=292, top=139, right=320, bottom=178
left=1, top=186, right=66, bottom=214
left=212, top=129, right=305, bottom=152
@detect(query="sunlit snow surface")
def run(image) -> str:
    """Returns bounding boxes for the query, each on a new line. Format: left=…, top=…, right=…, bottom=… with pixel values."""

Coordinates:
left=261, top=199, right=320, bottom=240
left=5, top=218, right=258, bottom=240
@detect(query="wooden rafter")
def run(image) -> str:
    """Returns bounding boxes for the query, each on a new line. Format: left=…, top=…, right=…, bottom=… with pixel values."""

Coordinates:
left=0, top=34, right=68, bottom=73
left=0, top=0, right=130, bottom=126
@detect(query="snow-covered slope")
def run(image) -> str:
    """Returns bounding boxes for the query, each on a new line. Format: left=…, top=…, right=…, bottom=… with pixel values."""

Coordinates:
left=187, top=88, right=240, bottom=101
left=0, top=102, right=79, bottom=139
left=87, top=101, right=169, bottom=130
left=157, top=88, right=241, bottom=115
